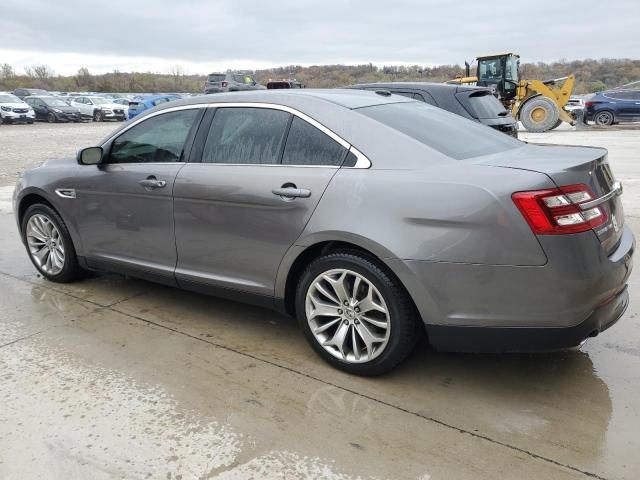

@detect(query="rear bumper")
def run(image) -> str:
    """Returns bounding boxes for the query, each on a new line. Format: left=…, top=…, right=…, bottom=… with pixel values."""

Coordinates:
left=426, top=286, right=629, bottom=352
left=399, top=224, right=634, bottom=351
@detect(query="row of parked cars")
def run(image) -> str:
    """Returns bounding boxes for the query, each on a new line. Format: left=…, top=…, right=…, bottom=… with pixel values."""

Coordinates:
left=4, top=80, right=638, bottom=130
left=0, top=89, right=191, bottom=125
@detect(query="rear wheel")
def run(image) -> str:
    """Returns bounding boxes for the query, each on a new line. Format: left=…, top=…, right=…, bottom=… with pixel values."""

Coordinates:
left=296, top=251, right=421, bottom=376
left=21, top=204, right=83, bottom=283
left=594, top=111, right=614, bottom=126
left=519, top=96, right=560, bottom=132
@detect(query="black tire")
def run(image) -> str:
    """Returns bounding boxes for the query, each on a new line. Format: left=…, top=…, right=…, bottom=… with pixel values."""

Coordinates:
left=295, top=251, right=421, bottom=376
left=27, top=120, right=34, bottom=124
left=551, top=119, right=563, bottom=130
left=21, top=204, right=83, bottom=283
left=594, top=110, right=614, bottom=126
left=47, top=112, right=57, bottom=123
left=519, top=96, right=560, bottom=132
left=93, top=110, right=103, bottom=122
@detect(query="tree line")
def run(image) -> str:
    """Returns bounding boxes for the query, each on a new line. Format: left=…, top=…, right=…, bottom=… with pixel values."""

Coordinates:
left=0, top=58, right=638, bottom=94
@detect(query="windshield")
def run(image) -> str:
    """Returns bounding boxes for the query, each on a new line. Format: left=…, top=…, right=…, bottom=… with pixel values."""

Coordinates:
left=0, top=94, right=21, bottom=103
left=357, top=101, right=522, bottom=160
left=42, top=97, right=69, bottom=107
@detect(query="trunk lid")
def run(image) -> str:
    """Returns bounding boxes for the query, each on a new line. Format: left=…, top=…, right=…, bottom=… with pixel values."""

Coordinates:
left=476, top=144, right=624, bottom=253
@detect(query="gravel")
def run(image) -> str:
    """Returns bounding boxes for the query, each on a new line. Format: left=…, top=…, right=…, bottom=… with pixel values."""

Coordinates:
left=0, top=122, right=117, bottom=187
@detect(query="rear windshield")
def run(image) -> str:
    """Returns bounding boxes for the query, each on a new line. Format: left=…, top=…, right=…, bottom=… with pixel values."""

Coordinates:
left=357, top=101, right=522, bottom=160
left=462, top=92, right=509, bottom=119
left=207, top=74, right=226, bottom=82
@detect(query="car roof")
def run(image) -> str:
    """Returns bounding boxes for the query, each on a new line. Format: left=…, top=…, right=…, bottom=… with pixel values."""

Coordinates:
left=160, top=89, right=412, bottom=112
left=349, top=81, right=489, bottom=94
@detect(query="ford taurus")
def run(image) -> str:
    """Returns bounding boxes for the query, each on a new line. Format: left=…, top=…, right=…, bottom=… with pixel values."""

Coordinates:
left=13, top=90, right=634, bottom=375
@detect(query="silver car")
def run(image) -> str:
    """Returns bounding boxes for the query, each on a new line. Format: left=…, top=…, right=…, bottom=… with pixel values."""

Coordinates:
left=13, top=90, right=634, bottom=375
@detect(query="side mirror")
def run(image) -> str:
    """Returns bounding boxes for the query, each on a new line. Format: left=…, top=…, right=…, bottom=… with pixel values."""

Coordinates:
left=78, top=146, right=103, bottom=165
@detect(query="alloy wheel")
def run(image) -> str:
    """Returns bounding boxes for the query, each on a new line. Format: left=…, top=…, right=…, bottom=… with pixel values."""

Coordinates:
left=26, top=214, right=65, bottom=275
left=305, top=268, right=391, bottom=363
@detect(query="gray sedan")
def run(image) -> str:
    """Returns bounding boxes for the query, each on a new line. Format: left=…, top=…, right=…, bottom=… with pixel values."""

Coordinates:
left=13, top=90, right=634, bottom=375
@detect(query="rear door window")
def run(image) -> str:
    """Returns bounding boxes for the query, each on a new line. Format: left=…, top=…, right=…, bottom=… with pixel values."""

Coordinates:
left=202, top=107, right=290, bottom=164
left=281, top=117, right=347, bottom=166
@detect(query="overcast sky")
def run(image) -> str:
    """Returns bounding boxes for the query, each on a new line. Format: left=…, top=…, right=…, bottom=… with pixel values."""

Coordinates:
left=1, top=0, right=638, bottom=75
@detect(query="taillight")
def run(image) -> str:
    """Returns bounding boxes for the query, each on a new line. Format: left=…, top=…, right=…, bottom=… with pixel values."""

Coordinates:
left=221, top=81, right=228, bottom=87
left=512, top=184, right=607, bottom=235
left=585, top=101, right=594, bottom=107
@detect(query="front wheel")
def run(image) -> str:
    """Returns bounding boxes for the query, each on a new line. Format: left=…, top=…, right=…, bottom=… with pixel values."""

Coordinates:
left=47, top=112, right=56, bottom=123
left=296, top=252, right=421, bottom=376
left=93, top=110, right=103, bottom=122
left=21, top=204, right=83, bottom=283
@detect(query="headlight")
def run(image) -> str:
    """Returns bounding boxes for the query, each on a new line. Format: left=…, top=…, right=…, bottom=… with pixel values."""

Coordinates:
left=102, top=109, right=112, bottom=113
left=0, top=106, right=11, bottom=112
left=52, top=109, right=62, bottom=113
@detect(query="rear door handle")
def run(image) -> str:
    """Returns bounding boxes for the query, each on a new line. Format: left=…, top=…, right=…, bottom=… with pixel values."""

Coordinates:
left=139, top=177, right=167, bottom=189
left=272, top=187, right=311, bottom=198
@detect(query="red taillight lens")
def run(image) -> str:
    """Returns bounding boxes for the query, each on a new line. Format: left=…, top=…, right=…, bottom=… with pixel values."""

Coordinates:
left=512, top=184, right=607, bottom=235
left=585, top=101, right=594, bottom=107
left=221, top=81, right=228, bottom=87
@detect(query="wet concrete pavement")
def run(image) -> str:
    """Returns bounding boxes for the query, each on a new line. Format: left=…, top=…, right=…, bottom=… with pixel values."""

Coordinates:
left=1, top=126, right=640, bottom=479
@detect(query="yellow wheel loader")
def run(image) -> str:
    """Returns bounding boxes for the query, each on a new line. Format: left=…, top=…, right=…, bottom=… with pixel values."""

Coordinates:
left=448, top=53, right=576, bottom=132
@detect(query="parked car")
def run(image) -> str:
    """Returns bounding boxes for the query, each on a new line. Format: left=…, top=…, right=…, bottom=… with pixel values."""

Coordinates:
left=267, top=80, right=304, bottom=89
left=204, top=72, right=266, bottom=94
left=0, top=92, right=36, bottom=124
left=564, top=96, right=585, bottom=114
left=23, top=95, right=82, bottom=123
left=127, top=94, right=180, bottom=119
left=112, top=98, right=131, bottom=106
left=349, top=82, right=519, bottom=137
left=585, top=89, right=640, bottom=126
left=13, top=88, right=49, bottom=99
left=70, top=96, right=128, bottom=121
left=13, top=89, right=633, bottom=376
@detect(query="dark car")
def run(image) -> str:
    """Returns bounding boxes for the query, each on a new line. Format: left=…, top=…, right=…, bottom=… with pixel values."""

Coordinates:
left=23, top=95, right=82, bottom=123
left=13, top=89, right=633, bottom=375
left=349, top=82, right=519, bottom=137
left=267, top=80, right=304, bottom=89
left=585, top=89, right=640, bottom=126
left=13, top=88, right=49, bottom=99
left=204, top=72, right=266, bottom=94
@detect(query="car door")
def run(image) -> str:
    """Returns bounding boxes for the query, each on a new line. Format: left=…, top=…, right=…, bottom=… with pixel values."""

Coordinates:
left=72, top=97, right=87, bottom=116
left=26, top=98, right=46, bottom=120
left=173, top=105, right=350, bottom=301
left=72, top=107, right=204, bottom=285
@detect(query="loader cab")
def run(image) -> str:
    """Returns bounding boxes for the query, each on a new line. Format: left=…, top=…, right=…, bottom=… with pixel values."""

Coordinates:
left=476, top=53, right=520, bottom=102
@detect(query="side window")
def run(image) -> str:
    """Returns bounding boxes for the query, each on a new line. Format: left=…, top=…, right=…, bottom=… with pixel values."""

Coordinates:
left=202, top=107, right=290, bottom=164
left=282, top=117, right=346, bottom=166
left=414, top=92, right=438, bottom=106
left=109, top=109, right=199, bottom=164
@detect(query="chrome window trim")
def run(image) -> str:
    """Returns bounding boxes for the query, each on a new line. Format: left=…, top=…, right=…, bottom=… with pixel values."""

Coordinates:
left=101, top=102, right=372, bottom=169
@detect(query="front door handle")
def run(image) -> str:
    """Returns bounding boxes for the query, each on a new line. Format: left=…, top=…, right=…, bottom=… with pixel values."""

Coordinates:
left=139, top=176, right=167, bottom=189
left=272, top=186, right=312, bottom=199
